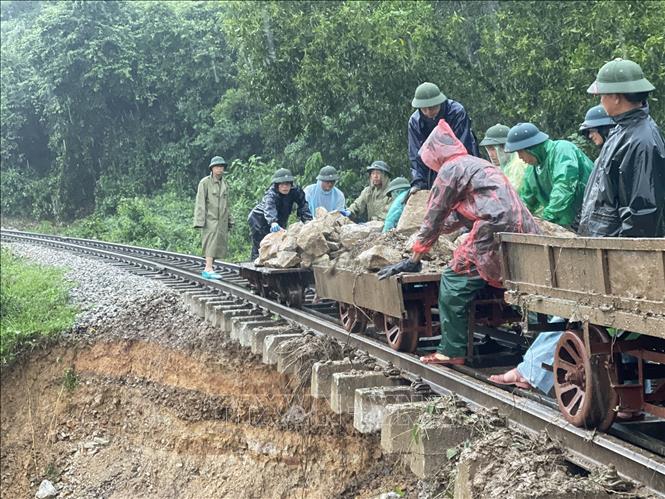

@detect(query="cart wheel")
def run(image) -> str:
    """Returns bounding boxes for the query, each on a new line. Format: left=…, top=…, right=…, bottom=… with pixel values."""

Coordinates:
left=553, top=326, right=618, bottom=430
left=384, top=303, right=421, bottom=353
left=339, top=303, right=368, bottom=334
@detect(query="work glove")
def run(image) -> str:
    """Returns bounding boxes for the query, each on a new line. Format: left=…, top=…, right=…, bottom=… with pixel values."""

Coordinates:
left=377, top=258, right=422, bottom=280
left=270, top=223, right=282, bottom=233
left=340, top=209, right=351, bottom=217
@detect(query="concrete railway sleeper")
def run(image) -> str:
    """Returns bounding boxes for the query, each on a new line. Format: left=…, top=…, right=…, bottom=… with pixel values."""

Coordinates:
left=1, top=229, right=664, bottom=496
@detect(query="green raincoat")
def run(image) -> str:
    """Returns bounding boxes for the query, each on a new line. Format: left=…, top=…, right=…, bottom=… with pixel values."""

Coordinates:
left=348, top=175, right=391, bottom=222
left=494, top=147, right=529, bottom=193
left=520, top=140, right=593, bottom=227
left=193, top=174, right=231, bottom=259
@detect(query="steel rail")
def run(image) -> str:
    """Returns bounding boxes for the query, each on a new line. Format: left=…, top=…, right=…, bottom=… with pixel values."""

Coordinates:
left=2, top=230, right=664, bottom=495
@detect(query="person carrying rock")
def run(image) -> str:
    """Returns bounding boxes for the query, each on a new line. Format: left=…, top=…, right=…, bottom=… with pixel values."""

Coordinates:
left=345, top=160, right=392, bottom=222
left=382, top=177, right=412, bottom=232
left=193, top=156, right=233, bottom=279
left=304, top=165, right=346, bottom=217
left=247, top=168, right=312, bottom=261
left=479, top=123, right=529, bottom=192
left=378, top=120, right=540, bottom=365
left=504, top=122, right=594, bottom=229
left=408, top=82, right=480, bottom=191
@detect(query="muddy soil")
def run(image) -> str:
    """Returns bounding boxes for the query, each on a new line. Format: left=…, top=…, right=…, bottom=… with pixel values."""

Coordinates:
left=0, top=291, right=417, bottom=499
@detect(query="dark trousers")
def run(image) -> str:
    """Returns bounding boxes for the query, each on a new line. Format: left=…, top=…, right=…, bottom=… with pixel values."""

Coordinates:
left=250, top=226, right=269, bottom=261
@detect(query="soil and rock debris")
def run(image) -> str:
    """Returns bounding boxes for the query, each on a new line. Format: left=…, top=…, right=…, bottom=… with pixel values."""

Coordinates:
left=0, top=242, right=649, bottom=499
left=255, top=191, right=576, bottom=273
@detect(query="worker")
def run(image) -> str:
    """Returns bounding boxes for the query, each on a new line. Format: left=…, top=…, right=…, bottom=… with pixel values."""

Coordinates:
left=504, top=123, right=594, bottom=229
left=345, top=160, right=391, bottom=222
left=578, top=104, right=616, bottom=149
left=247, top=168, right=312, bottom=261
left=378, top=120, right=540, bottom=365
left=408, top=82, right=480, bottom=190
left=382, top=177, right=412, bottom=232
left=479, top=123, right=529, bottom=192
left=579, top=58, right=664, bottom=237
left=193, top=156, right=232, bottom=279
left=304, top=165, right=346, bottom=217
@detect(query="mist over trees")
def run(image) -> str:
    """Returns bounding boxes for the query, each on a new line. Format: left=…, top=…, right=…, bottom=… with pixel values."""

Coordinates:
left=1, top=0, right=663, bottom=223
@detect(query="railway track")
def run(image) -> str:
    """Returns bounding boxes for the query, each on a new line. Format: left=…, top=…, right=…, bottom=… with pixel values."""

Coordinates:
left=2, top=228, right=664, bottom=495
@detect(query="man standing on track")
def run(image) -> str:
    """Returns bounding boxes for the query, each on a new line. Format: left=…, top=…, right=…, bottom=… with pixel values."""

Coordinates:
left=193, top=156, right=232, bottom=280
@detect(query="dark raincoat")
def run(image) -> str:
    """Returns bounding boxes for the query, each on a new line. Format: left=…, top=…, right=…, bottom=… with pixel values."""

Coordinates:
left=578, top=106, right=665, bottom=237
left=248, top=184, right=312, bottom=259
left=408, top=99, right=480, bottom=190
left=413, top=120, right=540, bottom=288
left=519, top=140, right=594, bottom=228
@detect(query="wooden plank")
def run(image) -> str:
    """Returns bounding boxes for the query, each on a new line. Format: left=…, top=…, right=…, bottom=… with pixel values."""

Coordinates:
left=503, top=281, right=665, bottom=317
left=503, top=291, right=665, bottom=338
left=498, top=233, right=665, bottom=251
left=596, top=248, right=611, bottom=295
left=312, top=266, right=406, bottom=317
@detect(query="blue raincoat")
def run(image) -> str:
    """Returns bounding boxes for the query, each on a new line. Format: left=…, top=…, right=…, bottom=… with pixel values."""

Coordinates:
left=304, top=181, right=346, bottom=216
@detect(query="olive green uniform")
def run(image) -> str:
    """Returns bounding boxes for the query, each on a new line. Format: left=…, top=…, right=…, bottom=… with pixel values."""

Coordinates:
left=348, top=181, right=391, bottom=222
left=193, top=174, right=231, bottom=259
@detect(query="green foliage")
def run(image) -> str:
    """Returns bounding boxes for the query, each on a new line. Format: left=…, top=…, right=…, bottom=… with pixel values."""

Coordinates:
left=0, top=248, right=77, bottom=365
left=62, top=367, right=78, bottom=391
left=1, top=0, right=664, bottom=246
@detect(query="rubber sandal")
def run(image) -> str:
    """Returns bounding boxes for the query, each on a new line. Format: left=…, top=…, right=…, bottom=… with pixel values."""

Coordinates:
left=419, top=353, right=465, bottom=365
left=489, top=368, right=532, bottom=390
left=201, top=270, right=221, bottom=280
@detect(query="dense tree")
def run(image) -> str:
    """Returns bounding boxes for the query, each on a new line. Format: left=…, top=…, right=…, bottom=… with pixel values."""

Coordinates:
left=1, top=0, right=663, bottom=234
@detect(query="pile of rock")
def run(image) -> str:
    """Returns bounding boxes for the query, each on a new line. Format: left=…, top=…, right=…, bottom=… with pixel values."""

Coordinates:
left=255, top=190, right=578, bottom=273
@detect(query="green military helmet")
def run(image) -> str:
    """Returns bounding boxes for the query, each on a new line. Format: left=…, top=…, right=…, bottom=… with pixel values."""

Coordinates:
left=411, top=82, right=447, bottom=108
left=579, top=105, right=614, bottom=133
left=504, top=123, right=549, bottom=153
left=209, top=156, right=227, bottom=169
left=479, top=124, right=510, bottom=147
left=385, top=176, right=411, bottom=196
left=587, top=58, right=655, bottom=95
left=366, top=160, right=391, bottom=174
left=316, top=165, right=340, bottom=182
left=271, top=168, right=295, bottom=184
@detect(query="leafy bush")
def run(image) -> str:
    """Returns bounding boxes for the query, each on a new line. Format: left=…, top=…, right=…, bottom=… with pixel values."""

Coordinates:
left=0, top=248, right=77, bottom=365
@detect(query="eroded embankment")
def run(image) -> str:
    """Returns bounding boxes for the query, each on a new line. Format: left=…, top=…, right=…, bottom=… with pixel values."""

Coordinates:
left=1, top=336, right=414, bottom=498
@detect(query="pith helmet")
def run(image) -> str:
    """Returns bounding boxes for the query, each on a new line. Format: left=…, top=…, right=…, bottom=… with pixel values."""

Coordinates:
left=385, top=176, right=411, bottom=195
left=579, top=105, right=615, bottom=132
left=411, top=82, right=447, bottom=108
left=271, top=168, right=295, bottom=184
left=504, top=123, right=549, bottom=153
left=479, top=124, right=510, bottom=147
left=316, top=165, right=339, bottom=182
left=366, top=160, right=391, bottom=174
left=209, top=156, right=227, bottom=169
left=587, top=58, right=655, bottom=95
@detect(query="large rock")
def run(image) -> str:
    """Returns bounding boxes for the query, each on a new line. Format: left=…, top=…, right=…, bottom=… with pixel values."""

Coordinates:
left=396, top=190, right=430, bottom=233
left=406, top=233, right=457, bottom=261
left=266, top=251, right=301, bottom=268
left=257, top=231, right=286, bottom=263
left=535, top=217, right=576, bottom=237
left=296, top=223, right=330, bottom=257
left=357, top=245, right=402, bottom=270
left=338, top=223, right=382, bottom=249
left=278, top=235, right=298, bottom=252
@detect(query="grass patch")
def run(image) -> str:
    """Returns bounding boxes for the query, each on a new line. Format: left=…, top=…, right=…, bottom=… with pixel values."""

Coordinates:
left=0, top=248, right=77, bottom=365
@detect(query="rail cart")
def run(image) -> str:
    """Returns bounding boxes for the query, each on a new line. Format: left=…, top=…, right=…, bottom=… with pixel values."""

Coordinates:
left=499, top=233, right=665, bottom=430
left=312, top=265, right=520, bottom=355
left=238, top=262, right=314, bottom=308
